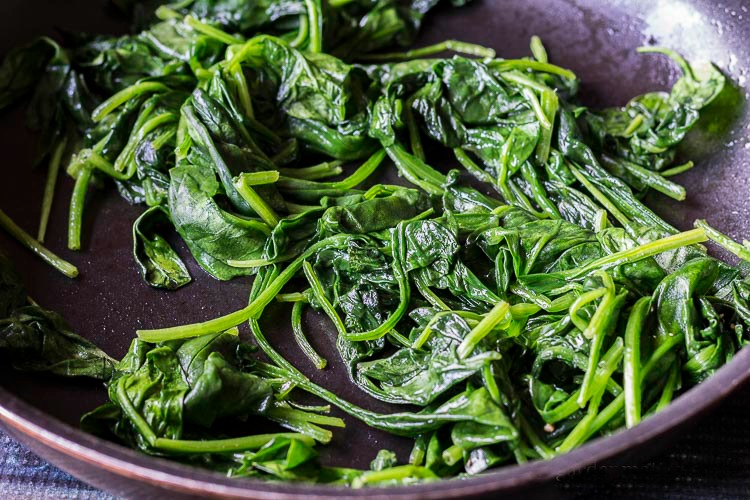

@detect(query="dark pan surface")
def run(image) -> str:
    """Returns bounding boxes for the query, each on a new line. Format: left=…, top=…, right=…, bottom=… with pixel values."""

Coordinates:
left=0, top=0, right=748, bottom=497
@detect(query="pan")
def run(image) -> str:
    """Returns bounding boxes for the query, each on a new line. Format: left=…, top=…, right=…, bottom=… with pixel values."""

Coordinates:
left=0, top=0, right=748, bottom=497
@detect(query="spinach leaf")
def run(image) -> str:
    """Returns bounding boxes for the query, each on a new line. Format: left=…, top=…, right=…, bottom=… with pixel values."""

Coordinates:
left=133, top=206, right=191, bottom=290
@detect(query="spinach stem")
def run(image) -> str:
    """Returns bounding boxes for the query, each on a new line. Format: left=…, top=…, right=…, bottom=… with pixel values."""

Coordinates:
left=229, top=65, right=255, bottom=119
left=583, top=334, right=684, bottom=440
left=567, top=163, right=631, bottom=228
left=292, top=301, right=327, bottom=369
left=67, top=167, right=93, bottom=251
left=576, top=273, right=616, bottom=406
left=37, top=138, right=66, bottom=242
left=153, top=433, right=314, bottom=454
left=303, top=260, right=349, bottom=338
left=237, top=171, right=280, bottom=185
left=661, top=161, right=694, bottom=177
left=457, top=301, right=510, bottom=358
left=184, top=15, right=243, bottom=45
left=278, top=161, right=344, bottom=181
left=114, top=113, right=178, bottom=173
left=522, top=88, right=552, bottom=129
left=600, top=154, right=686, bottom=201
left=358, top=40, right=495, bottom=62
left=454, top=148, right=499, bottom=190
left=289, top=14, right=310, bottom=48
left=137, top=235, right=351, bottom=342
left=278, top=149, right=385, bottom=192
left=491, top=59, right=576, bottom=81
left=530, top=35, right=548, bottom=63
left=92, top=82, right=168, bottom=122
left=624, top=297, right=650, bottom=428
left=385, top=144, right=445, bottom=195
left=404, top=101, right=426, bottom=161
left=304, top=0, right=323, bottom=53
left=234, top=175, right=281, bottom=227
left=564, top=228, right=707, bottom=279
left=695, top=219, right=750, bottom=262
left=116, top=380, right=157, bottom=446
left=0, top=208, right=78, bottom=278
left=535, top=90, right=558, bottom=164
left=351, top=465, right=437, bottom=488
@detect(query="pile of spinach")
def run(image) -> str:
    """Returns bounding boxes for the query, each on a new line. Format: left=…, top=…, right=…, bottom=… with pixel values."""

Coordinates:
left=0, top=0, right=748, bottom=487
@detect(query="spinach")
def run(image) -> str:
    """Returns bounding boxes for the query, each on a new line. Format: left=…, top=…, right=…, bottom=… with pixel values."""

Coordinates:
left=0, top=38, right=58, bottom=110
left=0, top=0, right=746, bottom=488
left=0, top=255, right=113, bottom=379
left=168, top=161, right=270, bottom=280
left=133, top=206, right=191, bottom=289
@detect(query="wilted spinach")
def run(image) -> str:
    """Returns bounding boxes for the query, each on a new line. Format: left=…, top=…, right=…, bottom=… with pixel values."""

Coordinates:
left=0, top=0, right=747, bottom=489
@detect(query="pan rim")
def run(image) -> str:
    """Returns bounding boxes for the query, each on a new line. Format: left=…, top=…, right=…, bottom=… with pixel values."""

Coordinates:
left=1, top=345, right=748, bottom=498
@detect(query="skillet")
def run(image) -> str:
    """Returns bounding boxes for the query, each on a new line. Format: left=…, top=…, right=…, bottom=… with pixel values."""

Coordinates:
left=0, top=0, right=748, bottom=497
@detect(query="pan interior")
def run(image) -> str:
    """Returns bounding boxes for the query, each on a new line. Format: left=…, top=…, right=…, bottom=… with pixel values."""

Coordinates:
left=0, top=0, right=747, bottom=476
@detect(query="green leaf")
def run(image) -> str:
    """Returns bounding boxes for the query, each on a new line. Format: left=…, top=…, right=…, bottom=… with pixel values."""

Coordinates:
left=133, top=206, right=191, bottom=290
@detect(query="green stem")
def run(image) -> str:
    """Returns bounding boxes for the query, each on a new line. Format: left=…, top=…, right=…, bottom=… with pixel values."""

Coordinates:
left=278, top=161, right=344, bottom=180
left=404, top=102, right=426, bottom=161
left=568, top=287, right=607, bottom=332
left=154, top=433, right=314, bottom=454
left=351, top=465, right=437, bottom=488
left=520, top=414, right=556, bottom=459
left=624, top=297, right=650, bottom=428
left=564, top=228, right=708, bottom=280
left=499, top=71, right=551, bottom=93
left=185, top=15, right=243, bottom=45
left=226, top=258, right=274, bottom=269
left=535, top=90, right=558, bottom=164
left=442, top=444, right=464, bottom=466
left=530, top=35, right=548, bottom=63
left=92, top=82, right=168, bottom=122
left=303, top=261, right=349, bottom=338
left=385, top=144, right=445, bottom=195
left=568, top=163, right=631, bottom=228
left=695, top=219, right=750, bottom=262
left=661, top=161, right=694, bottom=177
left=238, top=171, right=280, bottom=185
left=304, top=0, right=323, bottom=53
left=0, top=209, right=78, bottom=278
left=623, top=114, right=645, bottom=136
left=491, top=59, right=576, bottom=81
left=556, top=412, right=596, bottom=454
left=456, top=301, right=510, bottom=358
left=600, top=154, right=685, bottom=201
left=583, top=334, right=684, bottom=440
left=67, top=167, right=93, bottom=251
left=265, top=407, right=334, bottom=444
left=654, top=364, right=680, bottom=412
left=229, top=65, right=254, bottom=119
left=454, top=148, right=493, bottom=183
left=276, top=292, right=309, bottom=303
left=280, top=149, right=385, bottom=193
left=290, top=14, right=310, bottom=48
left=522, top=88, right=552, bottom=129
left=234, top=175, right=281, bottom=227
left=358, top=40, right=495, bottom=62
left=292, top=301, right=327, bottom=369
left=37, top=139, right=66, bottom=242
left=116, top=380, right=157, bottom=446
left=577, top=273, right=615, bottom=406
left=114, top=113, right=177, bottom=173
left=413, top=274, right=450, bottom=312
left=137, top=235, right=352, bottom=342
left=637, top=46, right=695, bottom=80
